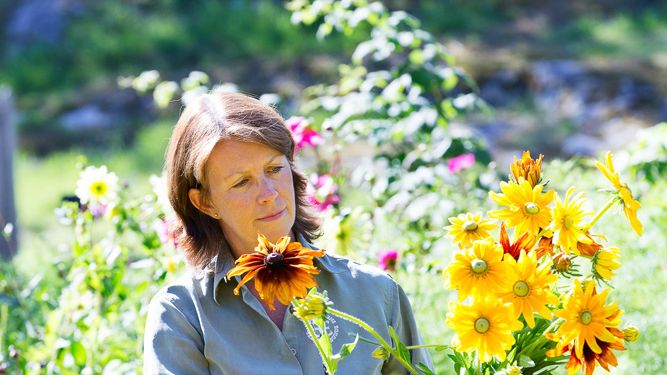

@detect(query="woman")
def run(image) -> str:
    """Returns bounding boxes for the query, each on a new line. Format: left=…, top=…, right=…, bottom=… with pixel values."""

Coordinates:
left=144, top=92, right=432, bottom=374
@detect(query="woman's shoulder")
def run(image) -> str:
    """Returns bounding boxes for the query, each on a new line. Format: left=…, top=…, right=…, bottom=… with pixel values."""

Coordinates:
left=318, top=253, right=397, bottom=287
left=148, top=268, right=214, bottom=312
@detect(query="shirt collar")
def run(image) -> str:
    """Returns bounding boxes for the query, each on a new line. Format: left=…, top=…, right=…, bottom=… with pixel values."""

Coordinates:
left=212, top=233, right=336, bottom=305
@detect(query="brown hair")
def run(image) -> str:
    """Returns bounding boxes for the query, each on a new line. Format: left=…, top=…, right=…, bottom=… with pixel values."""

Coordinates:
left=165, top=92, right=321, bottom=268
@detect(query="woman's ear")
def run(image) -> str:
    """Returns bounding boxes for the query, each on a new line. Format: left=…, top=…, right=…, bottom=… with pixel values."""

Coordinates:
left=188, top=188, right=219, bottom=219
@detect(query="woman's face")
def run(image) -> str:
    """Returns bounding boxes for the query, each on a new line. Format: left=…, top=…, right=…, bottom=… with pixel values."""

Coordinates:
left=191, top=139, right=296, bottom=257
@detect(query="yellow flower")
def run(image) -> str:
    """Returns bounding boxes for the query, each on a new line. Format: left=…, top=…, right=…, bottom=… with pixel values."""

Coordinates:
left=445, top=212, right=496, bottom=249
left=552, top=187, right=593, bottom=253
left=497, top=250, right=559, bottom=327
left=446, top=297, right=523, bottom=363
left=592, top=247, right=621, bottom=281
left=292, top=289, right=331, bottom=321
left=489, top=179, right=555, bottom=237
left=227, top=234, right=325, bottom=310
left=595, top=151, right=643, bottom=235
left=553, top=279, right=623, bottom=360
left=445, top=238, right=512, bottom=300
left=510, top=150, right=543, bottom=187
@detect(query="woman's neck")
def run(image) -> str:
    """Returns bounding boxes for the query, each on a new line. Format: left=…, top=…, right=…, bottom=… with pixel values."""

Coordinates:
left=247, top=282, right=287, bottom=330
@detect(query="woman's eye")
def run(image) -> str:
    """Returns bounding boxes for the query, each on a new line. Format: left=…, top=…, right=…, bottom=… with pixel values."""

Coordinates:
left=268, top=166, right=284, bottom=174
left=233, top=179, right=249, bottom=188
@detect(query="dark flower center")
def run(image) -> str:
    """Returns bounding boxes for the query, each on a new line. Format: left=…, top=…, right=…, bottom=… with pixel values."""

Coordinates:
left=265, top=252, right=284, bottom=265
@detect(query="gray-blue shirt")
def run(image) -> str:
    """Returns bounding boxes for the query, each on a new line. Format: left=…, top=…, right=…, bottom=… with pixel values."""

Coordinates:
left=144, top=242, right=433, bottom=375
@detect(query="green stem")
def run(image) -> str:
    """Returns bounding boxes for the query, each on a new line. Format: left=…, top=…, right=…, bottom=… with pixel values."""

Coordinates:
left=544, top=318, right=564, bottom=335
left=303, top=319, right=334, bottom=375
left=329, top=308, right=420, bottom=375
left=405, top=344, right=448, bottom=350
left=586, top=197, right=617, bottom=230
left=0, top=304, right=7, bottom=355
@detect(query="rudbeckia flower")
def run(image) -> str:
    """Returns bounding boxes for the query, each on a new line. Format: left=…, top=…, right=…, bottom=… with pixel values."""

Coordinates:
left=592, top=247, right=621, bottom=281
left=445, top=212, right=496, bottom=249
left=548, top=295, right=626, bottom=375
left=547, top=331, right=625, bottom=375
left=497, top=250, right=559, bottom=327
left=446, top=297, right=522, bottom=363
left=226, top=234, right=325, bottom=310
left=552, top=187, right=593, bottom=253
left=489, top=179, right=555, bottom=237
left=552, top=279, right=623, bottom=361
left=595, top=152, right=643, bottom=235
left=445, top=238, right=512, bottom=300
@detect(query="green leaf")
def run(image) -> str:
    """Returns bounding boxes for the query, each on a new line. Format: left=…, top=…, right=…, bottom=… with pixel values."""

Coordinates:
left=388, top=326, right=411, bottom=363
left=518, top=354, right=536, bottom=368
left=338, top=334, right=359, bottom=358
left=70, top=341, right=87, bottom=367
left=388, top=326, right=400, bottom=349
left=416, top=362, right=435, bottom=375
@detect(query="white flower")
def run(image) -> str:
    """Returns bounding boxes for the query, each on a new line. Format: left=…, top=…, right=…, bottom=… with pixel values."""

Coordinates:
left=149, top=174, right=172, bottom=215
left=75, top=165, right=119, bottom=206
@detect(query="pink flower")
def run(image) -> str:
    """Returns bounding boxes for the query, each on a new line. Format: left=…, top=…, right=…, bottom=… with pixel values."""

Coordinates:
left=88, top=203, right=107, bottom=219
left=286, top=116, right=323, bottom=153
left=154, top=218, right=179, bottom=248
left=378, top=249, right=399, bottom=271
left=447, top=153, right=475, bottom=173
left=306, top=174, right=340, bottom=212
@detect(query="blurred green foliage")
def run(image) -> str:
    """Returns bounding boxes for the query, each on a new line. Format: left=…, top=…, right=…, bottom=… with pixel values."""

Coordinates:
left=1, top=0, right=666, bottom=373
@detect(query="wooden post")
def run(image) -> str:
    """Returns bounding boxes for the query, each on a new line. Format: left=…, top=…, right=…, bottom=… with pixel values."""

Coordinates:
left=0, top=87, right=17, bottom=260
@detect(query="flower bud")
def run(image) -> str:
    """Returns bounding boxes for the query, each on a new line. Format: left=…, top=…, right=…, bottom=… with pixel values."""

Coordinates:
left=623, top=326, right=640, bottom=342
left=510, top=151, right=543, bottom=187
left=552, top=252, right=572, bottom=273
left=371, top=346, right=390, bottom=359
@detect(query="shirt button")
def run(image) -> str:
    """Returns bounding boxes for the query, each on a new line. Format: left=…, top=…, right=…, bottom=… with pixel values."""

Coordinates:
left=289, top=347, right=297, bottom=355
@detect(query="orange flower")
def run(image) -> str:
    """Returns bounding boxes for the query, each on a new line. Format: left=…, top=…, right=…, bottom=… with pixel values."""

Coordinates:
left=510, top=151, right=544, bottom=187
left=226, top=234, right=325, bottom=310
left=549, top=280, right=625, bottom=374
left=577, top=231, right=605, bottom=257
left=547, top=326, right=625, bottom=375
left=535, top=234, right=555, bottom=259
left=499, top=222, right=536, bottom=260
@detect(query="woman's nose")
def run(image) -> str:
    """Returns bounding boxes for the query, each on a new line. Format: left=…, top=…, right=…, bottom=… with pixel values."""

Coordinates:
left=257, top=176, right=279, bottom=203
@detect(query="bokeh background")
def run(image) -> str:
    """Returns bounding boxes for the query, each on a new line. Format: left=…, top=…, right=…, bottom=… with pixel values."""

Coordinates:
left=1, top=0, right=666, bottom=373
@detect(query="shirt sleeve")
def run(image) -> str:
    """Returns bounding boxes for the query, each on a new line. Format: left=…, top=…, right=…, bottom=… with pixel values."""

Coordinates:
left=381, top=282, right=434, bottom=375
left=143, top=290, right=210, bottom=375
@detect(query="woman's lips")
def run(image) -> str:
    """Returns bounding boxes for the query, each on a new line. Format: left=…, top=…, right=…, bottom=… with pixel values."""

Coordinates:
left=257, top=208, right=286, bottom=222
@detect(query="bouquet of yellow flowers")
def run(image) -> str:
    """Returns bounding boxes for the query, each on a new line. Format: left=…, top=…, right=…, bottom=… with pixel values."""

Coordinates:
left=443, top=151, right=640, bottom=374
left=227, top=151, right=641, bottom=375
